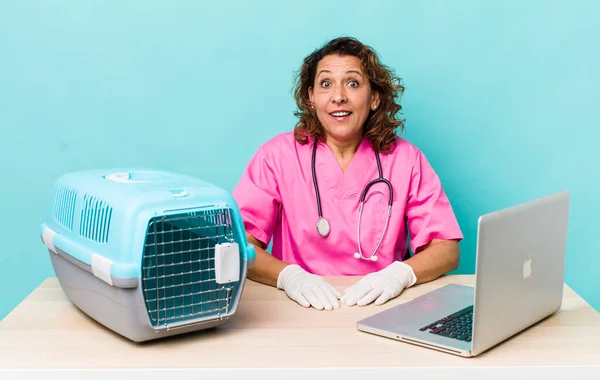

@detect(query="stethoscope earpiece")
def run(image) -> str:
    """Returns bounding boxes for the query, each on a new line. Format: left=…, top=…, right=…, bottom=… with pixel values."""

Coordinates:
left=354, top=252, right=379, bottom=261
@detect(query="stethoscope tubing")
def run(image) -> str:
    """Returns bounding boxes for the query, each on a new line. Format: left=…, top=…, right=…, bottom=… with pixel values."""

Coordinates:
left=311, top=139, right=393, bottom=261
left=311, top=139, right=325, bottom=219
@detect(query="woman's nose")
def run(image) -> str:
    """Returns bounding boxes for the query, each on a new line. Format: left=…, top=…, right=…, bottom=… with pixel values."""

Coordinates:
left=331, top=86, right=347, bottom=104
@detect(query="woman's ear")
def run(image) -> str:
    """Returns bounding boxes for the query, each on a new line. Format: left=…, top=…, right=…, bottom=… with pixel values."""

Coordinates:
left=371, top=91, right=380, bottom=110
left=308, top=86, right=314, bottom=107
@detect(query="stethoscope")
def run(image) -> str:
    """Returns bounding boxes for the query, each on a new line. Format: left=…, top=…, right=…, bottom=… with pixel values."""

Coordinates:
left=311, top=140, right=393, bottom=261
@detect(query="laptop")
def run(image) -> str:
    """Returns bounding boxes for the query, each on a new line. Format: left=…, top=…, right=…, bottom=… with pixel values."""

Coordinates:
left=356, top=190, right=570, bottom=357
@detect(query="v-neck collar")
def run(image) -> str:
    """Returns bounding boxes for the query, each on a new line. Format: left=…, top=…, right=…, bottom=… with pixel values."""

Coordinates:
left=314, top=137, right=376, bottom=200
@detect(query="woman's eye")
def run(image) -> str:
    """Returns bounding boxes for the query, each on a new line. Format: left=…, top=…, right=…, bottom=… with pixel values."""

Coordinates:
left=348, top=80, right=359, bottom=87
left=321, top=80, right=331, bottom=88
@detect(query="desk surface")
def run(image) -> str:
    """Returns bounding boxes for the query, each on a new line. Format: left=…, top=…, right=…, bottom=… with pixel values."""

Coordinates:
left=1, top=275, right=599, bottom=373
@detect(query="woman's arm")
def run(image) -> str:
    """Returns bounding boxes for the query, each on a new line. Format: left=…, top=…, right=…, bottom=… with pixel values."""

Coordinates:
left=403, top=238, right=460, bottom=284
left=245, top=233, right=288, bottom=287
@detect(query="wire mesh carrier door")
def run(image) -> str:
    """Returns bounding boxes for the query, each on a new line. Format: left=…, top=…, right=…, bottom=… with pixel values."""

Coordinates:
left=40, top=169, right=255, bottom=342
left=143, top=209, right=238, bottom=328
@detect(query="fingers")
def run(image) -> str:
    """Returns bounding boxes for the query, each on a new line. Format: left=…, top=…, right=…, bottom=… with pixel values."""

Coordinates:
left=374, top=291, right=393, bottom=306
left=340, top=284, right=358, bottom=304
left=342, top=283, right=373, bottom=306
left=305, top=279, right=340, bottom=310
left=312, top=286, right=337, bottom=310
left=295, top=284, right=389, bottom=309
left=357, top=288, right=383, bottom=306
left=321, top=284, right=340, bottom=309
left=325, top=282, right=341, bottom=300
left=301, top=287, right=325, bottom=310
left=294, top=286, right=339, bottom=310
left=293, top=292, right=311, bottom=308
left=341, top=283, right=359, bottom=300
left=340, top=289, right=354, bottom=305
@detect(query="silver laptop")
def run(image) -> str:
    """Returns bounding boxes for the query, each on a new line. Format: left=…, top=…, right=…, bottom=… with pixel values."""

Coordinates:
left=357, top=190, right=570, bottom=357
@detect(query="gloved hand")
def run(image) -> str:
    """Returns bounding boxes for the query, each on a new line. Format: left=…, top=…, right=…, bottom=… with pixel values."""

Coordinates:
left=340, top=261, right=417, bottom=306
left=277, top=264, right=341, bottom=310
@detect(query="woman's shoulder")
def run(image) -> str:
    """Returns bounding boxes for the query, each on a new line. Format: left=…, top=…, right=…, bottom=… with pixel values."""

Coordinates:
left=248, top=131, right=304, bottom=167
left=387, top=136, right=423, bottom=162
left=259, top=131, right=304, bottom=156
left=390, top=136, right=443, bottom=176
left=262, top=131, right=296, bottom=147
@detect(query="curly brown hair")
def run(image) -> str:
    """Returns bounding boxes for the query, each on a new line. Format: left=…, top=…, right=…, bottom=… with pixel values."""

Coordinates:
left=292, top=37, right=405, bottom=153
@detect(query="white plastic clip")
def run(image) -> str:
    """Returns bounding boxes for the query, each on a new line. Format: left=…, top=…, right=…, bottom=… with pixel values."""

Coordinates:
left=42, top=227, right=57, bottom=253
left=92, top=253, right=114, bottom=286
left=214, top=243, right=240, bottom=284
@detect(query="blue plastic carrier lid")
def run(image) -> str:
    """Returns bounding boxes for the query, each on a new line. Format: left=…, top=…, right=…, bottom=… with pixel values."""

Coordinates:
left=41, top=168, right=256, bottom=287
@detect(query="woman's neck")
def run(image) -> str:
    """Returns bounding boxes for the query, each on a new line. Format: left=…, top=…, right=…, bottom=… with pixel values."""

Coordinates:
left=325, top=135, right=362, bottom=172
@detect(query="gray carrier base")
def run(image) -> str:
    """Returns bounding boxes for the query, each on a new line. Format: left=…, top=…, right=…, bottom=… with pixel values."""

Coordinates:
left=48, top=249, right=246, bottom=342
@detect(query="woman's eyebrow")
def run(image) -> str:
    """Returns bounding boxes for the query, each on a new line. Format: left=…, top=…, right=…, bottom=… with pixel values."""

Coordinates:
left=316, top=69, right=363, bottom=77
left=346, top=70, right=363, bottom=77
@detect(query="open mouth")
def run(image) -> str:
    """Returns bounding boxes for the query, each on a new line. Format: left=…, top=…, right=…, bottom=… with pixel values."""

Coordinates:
left=329, top=111, right=352, bottom=119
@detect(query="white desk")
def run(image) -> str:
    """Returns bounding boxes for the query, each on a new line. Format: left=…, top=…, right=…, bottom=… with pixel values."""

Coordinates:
left=1, top=275, right=599, bottom=379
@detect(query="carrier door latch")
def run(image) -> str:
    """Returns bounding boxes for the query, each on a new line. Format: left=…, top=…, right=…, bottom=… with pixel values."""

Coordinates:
left=214, top=242, right=240, bottom=284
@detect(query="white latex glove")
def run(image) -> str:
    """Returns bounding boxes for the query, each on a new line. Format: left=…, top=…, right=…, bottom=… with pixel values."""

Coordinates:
left=340, top=261, right=417, bottom=306
left=277, top=264, right=341, bottom=310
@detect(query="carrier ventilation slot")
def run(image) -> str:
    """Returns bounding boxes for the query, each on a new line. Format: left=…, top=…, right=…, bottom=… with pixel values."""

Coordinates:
left=141, top=208, right=237, bottom=328
left=53, top=186, right=77, bottom=230
left=79, top=194, right=112, bottom=243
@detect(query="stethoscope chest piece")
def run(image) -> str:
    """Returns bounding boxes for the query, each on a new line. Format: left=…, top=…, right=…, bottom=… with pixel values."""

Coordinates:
left=316, top=217, right=331, bottom=237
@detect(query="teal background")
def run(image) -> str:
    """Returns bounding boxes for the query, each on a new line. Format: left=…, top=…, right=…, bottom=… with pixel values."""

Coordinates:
left=1, top=0, right=598, bottom=319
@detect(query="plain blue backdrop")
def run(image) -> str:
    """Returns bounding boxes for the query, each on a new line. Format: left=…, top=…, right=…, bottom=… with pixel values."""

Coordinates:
left=1, top=0, right=598, bottom=319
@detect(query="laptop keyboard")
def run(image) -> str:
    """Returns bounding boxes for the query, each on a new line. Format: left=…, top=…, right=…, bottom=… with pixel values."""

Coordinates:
left=419, top=305, right=473, bottom=342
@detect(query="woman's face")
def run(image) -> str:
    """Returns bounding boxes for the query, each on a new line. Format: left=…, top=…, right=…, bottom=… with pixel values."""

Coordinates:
left=308, top=54, right=379, bottom=144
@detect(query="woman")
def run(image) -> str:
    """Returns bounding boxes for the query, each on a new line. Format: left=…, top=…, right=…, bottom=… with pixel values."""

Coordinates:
left=232, top=37, right=463, bottom=311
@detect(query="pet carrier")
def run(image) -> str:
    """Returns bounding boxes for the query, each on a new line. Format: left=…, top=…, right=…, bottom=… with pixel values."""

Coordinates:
left=40, top=169, right=255, bottom=342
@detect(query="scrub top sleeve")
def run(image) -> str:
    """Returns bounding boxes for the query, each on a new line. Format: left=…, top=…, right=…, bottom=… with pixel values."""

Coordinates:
left=405, top=150, right=463, bottom=254
left=232, top=144, right=281, bottom=247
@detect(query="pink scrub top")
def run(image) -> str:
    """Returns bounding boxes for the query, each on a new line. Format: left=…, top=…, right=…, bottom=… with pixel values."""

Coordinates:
left=232, top=132, right=463, bottom=276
